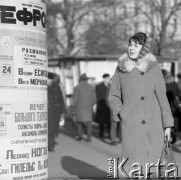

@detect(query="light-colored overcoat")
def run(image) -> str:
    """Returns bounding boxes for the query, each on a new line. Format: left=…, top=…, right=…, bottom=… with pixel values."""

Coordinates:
left=73, top=81, right=96, bottom=122
left=108, top=53, right=174, bottom=175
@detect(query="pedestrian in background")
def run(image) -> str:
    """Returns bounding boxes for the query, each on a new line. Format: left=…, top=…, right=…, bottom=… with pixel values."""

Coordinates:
left=95, top=73, right=111, bottom=140
left=177, top=73, right=181, bottom=92
left=54, top=75, right=67, bottom=128
left=163, top=71, right=180, bottom=144
left=73, top=73, right=96, bottom=142
left=106, top=78, right=122, bottom=145
left=110, top=104, right=122, bottom=145
left=110, top=113, right=122, bottom=145
left=108, top=32, right=174, bottom=178
left=177, top=73, right=181, bottom=131
left=48, top=72, right=64, bottom=151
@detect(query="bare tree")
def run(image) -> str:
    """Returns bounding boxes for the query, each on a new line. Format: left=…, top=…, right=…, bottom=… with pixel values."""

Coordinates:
left=47, top=0, right=136, bottom=57
left=47, top=0, right=59, bottom=58
left=84, top=0, right=137, bottom=55
left=47, top=0, right=181, bottom=57
left=47, top=0, right=96, bottom=57
left=136, top=0, right=181, bottom=56
left=85, top=20, right=119, bottom=55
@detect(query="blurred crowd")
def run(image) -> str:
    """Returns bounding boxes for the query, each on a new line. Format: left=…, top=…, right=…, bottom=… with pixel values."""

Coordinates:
left=47, top=69, right=181, bottom=151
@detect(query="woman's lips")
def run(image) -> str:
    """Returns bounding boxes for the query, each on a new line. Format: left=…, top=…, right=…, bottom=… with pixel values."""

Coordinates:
left=129, top=52, right=134, bottom=55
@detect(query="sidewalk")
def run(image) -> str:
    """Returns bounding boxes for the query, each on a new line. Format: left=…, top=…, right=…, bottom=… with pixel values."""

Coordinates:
left=48, top=120, right=181, bottom=179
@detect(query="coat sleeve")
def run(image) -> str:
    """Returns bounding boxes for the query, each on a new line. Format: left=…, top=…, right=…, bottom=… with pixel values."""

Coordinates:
left=57, top=84, right=66, bottom=114
left=154, top=64, right=174, bottom=129
left=73, top=86, right=79, bottom=106
left=92, top=87, right=97, bottom=106
left=95, top=84, right=101, bottom=103
left=108, top=66, right=123, bottom=120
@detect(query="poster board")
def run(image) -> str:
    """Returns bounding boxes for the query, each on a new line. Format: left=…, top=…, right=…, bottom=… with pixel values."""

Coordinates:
left=0, top=0, right=48, bottom=179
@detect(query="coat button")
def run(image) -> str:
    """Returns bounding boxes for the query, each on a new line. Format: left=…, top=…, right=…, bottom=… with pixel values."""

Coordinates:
left=141, top=120, right=145, bottom=124
left=140, top=96, right=144, bottom=100
left=140, top=72, right=144, bottom=75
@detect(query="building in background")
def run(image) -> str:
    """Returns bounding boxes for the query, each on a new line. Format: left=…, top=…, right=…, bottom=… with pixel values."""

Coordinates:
left=48, top=55, right=179, bottom=107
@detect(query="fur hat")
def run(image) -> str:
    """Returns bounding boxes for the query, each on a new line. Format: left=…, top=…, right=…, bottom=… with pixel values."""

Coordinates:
left=79, top=73, right=89, bottom=81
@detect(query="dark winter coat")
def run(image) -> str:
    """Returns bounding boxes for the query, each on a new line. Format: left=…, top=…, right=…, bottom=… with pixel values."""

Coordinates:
left=95, top=82, right=110, bottom=123
left=108, top=53, right=174, bottom=174
left=48, top=82, right=63, bottom=137
left=73, top=81, right=96, bottom=122
left=166, top=81, right=181, bottom=117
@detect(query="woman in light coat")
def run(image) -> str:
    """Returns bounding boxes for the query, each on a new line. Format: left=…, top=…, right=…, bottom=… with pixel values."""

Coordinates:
left=108, top=32, right=174, bottom=178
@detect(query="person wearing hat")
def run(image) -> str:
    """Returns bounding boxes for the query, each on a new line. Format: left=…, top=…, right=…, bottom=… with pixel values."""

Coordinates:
left=73, top=73, right=96, bottom=142
left=48, top=72, right=66, bottom=151
left=108, top=32, right=174, bottom=178
left=95, top=73, right=111, bottom=140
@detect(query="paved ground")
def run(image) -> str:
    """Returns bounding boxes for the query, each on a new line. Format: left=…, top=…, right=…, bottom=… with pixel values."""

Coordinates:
left=48, top=120, right=181, bottom=180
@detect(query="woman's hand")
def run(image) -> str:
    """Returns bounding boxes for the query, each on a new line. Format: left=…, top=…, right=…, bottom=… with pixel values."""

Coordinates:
left=164, top=127, right=171, bottom=141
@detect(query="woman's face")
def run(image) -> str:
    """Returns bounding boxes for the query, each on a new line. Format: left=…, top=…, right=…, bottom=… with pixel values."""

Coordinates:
left=128, top=40, right=142, bottom=59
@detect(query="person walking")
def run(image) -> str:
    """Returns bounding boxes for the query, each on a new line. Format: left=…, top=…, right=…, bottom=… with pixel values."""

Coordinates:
left=164, top=72, right=180, bottom=144
left=177, top=73, right=181, bottom=92
left=95, top=73, right=111, bottom=140
left=48, top=72, right=63, bottom=151
left=54, top=75, right=67, bottom=128
left=110, top=118, right=121, bottom=145
left=177, top=73, right=181, bottom=131
left=53, top=74, right=67, bottom=136
left=106, top=79, right=122, bottom=145
left=73, top=73, right=96, bottom=142
left=108, top=32, right=174, bottom=178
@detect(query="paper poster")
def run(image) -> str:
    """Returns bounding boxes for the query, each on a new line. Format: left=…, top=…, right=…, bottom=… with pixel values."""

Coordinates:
left=0, top=0, right=48, bottom=179
left=0, top=0, right=46, bottom=31
left=0, top=101, right=48, bottom=180
left=0, top=0, right=47, bottom=89
left=0, top=27, right=47, bottom=89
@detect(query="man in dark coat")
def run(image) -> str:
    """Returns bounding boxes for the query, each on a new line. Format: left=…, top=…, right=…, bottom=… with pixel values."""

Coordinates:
left=54, top=75, right=67, bottom=130
left=177, top=73, right=181, bottom=131
left=163, top=72, right=180, bottom=144
left=95, top=73, right=111, bottom=139
left=48, top=72, right=65, bottom=151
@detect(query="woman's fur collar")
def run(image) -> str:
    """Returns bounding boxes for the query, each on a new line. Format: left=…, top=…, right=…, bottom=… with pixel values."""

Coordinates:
left=118, top=53, right=157, bottom=73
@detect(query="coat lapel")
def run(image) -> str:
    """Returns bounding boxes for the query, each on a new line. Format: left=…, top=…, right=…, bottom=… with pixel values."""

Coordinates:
left=118, top=53, right=157, bottom=73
